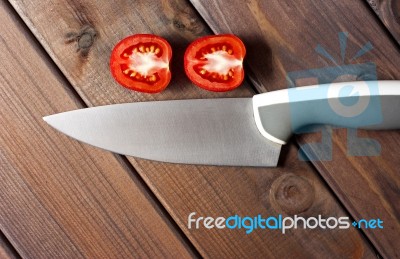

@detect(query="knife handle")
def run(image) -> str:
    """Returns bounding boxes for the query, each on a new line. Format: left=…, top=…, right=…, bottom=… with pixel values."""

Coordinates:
left=253, top=81, right=400, bottom=144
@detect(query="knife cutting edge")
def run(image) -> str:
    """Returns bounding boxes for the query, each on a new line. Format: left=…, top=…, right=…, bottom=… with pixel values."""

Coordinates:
left=43, top=81, right=400, bottom=167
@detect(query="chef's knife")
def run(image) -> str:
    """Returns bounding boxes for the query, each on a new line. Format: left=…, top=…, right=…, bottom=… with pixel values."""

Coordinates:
left=44, top=81, right=400, bottom=167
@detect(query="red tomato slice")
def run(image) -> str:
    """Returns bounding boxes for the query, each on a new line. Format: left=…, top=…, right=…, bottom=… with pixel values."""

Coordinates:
left=110, top=34, right=172, bottom=93
left=184, top=34, right=246, bottom=92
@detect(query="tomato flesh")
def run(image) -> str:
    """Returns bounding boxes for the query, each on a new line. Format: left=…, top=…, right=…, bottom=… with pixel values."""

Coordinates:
left=110, top=34, right=172, bottom=93
left=184, top=35, right=245, bottom=92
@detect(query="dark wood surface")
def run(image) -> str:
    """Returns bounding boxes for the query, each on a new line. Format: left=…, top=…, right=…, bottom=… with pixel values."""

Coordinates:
left=190, top=0, right=400, bottom=258
left=6, top=0, right=376, bottom=257
left=0, top=2, right=194, bottom=258
left=1, top=0, right=398, bottom=258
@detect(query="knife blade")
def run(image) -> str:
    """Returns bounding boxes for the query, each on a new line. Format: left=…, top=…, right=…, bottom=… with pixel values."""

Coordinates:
left=44, top=81, right=400, bottom=167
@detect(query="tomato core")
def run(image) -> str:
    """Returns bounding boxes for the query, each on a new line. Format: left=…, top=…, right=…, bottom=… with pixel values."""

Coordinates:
left=120, top=42, right=168, bottom=84
left=110, top=34, right=172, bottom=93
left=184, top=34, right=246, bottom=92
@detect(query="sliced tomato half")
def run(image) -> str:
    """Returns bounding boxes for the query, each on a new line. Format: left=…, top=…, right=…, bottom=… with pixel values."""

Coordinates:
left=110, top=34, right=172, bottom=93
left=184, top=34, right=246, bottom=92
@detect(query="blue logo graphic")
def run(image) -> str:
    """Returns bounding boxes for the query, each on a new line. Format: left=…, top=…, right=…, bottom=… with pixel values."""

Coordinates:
left=352, top=218, right=384, bottom=229
left=187, top=212, right=384, bottom=234
left=286, top=32, right=382, bottom=161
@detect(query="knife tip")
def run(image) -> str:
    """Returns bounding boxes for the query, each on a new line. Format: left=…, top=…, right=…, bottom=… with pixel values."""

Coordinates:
left=42, top=115, right=50, bottom=122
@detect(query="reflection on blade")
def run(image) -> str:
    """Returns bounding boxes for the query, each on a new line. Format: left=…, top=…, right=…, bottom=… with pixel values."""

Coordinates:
left=44, top=98, right=281, bottom=167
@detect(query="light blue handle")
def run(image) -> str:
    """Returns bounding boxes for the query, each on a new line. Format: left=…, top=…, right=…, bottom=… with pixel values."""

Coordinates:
left=252, top=81, right=400, bottom=144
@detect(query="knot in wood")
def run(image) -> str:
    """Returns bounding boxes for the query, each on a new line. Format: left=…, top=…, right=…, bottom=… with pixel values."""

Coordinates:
left=270, top=173, right=315, bottom=215
left=78, top=32, right=94, bottom=49
left=65, top=25, right=97, bottom=58
left=173, top=19, right=185, bottom=30
left=172, top=14, right=203, bottom=35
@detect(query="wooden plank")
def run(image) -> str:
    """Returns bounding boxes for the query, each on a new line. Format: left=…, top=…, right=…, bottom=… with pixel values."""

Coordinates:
left=0, top=232, right=19, bottom=259
left=366, top=0, right=400, bottom=44
left=189, top=0, right=400, bottom=258
left=6, top=0, right=377, bottom=257
left=0, top=2, right=195, bottom=258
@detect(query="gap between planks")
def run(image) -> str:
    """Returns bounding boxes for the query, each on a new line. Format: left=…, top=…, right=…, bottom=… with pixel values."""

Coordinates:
left=2, top=1, right=201, bottom=257
left=3, top=0, right=382, bottom=256
left=0, top=231, right=21, bottom=259
left=188, top=0, right=398, bottom=257
left=186, top=0, right=382, bottom=256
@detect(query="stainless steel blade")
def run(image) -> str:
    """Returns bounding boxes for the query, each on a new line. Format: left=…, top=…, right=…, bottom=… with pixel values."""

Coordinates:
left=43, top=98, right=281, bottom=166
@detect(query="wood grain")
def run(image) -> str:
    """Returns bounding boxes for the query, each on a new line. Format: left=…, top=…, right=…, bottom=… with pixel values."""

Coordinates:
left=0, top=232, right=19, bottom=259
left=7, top=0, right=377, bottom=257
left=189, top=0, right=400, bottom=258
left=366, top=0, right=400, bottom=44
left=0, top=2, right=195, bottom=258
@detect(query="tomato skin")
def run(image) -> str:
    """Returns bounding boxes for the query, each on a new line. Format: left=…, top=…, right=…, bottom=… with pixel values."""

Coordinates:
left=184, top=34, right=246, bottom=92
left=110, top=34, right=172, bottom=93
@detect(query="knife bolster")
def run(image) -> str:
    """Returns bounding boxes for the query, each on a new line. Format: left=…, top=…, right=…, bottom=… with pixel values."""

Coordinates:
left=253, top=91, right=291, bottom=145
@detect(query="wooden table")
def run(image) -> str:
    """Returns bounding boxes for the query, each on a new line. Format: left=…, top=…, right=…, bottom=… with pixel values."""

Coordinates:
left=1, top=0, right=399, bottom=258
